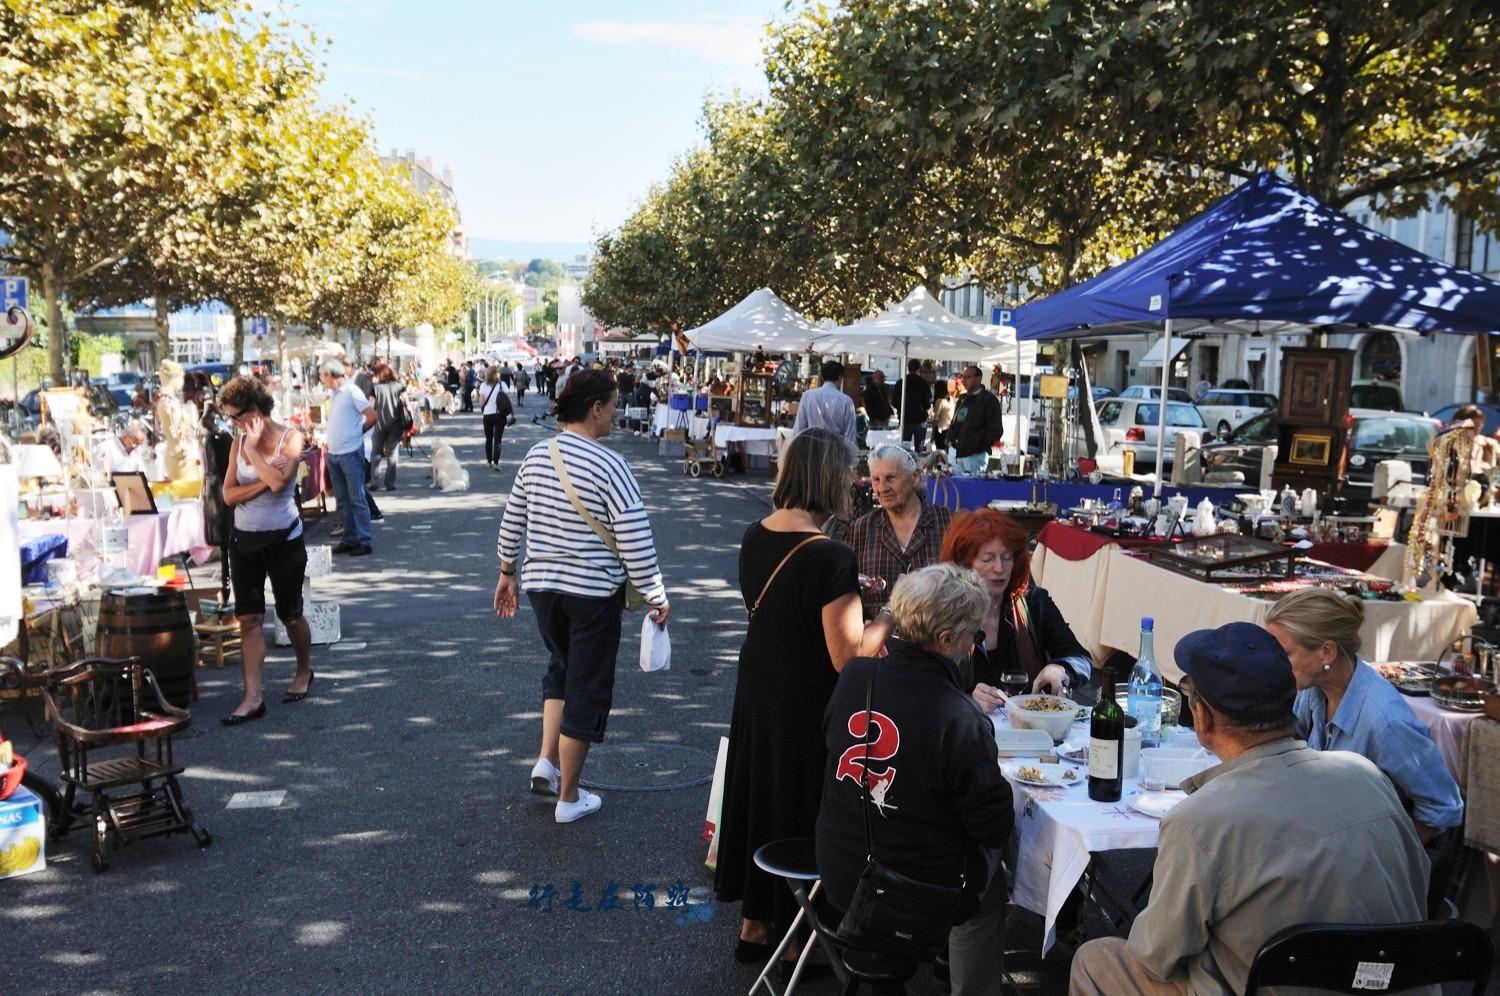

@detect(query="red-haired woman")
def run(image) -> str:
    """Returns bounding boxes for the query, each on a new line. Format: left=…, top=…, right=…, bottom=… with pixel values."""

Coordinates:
left=939, top=509, right=1091, bottom=710
left=939, top=507, right=1090, bottom=992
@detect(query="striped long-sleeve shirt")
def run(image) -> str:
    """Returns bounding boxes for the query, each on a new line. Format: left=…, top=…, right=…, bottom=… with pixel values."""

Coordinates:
left=497, top=430, right=668, bottom=603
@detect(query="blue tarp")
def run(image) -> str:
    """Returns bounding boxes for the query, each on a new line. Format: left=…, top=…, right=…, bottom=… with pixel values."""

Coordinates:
left=1014, top=172, right=1500, bottom=341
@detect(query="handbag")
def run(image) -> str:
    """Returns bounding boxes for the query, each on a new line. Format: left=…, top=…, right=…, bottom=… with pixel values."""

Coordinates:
left=836, top=666, right=963, bottom=956
left=548, top=437, right=647, bottom=611
left=746, top=534, right=827, bottom=620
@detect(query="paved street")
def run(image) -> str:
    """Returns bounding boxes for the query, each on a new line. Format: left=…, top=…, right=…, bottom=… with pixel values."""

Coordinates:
left=8, top=399, right=1079, bottom=996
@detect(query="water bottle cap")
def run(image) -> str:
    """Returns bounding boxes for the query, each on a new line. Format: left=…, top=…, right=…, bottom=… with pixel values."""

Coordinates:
left=1141, top=617, right=1154, bottom=631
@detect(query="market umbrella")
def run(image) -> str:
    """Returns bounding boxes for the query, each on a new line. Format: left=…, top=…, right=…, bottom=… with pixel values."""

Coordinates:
left=810, top=286, right=1019, bottom=432
left=682, top=288, right=820, bottom=354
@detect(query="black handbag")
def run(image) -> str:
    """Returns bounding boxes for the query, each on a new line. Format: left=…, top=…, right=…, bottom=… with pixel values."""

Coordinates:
left=836, top=666, right=963, bottom=956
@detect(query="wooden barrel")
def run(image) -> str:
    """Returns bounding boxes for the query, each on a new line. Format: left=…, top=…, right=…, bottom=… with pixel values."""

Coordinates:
left=95, top=589, right=196, bottom=709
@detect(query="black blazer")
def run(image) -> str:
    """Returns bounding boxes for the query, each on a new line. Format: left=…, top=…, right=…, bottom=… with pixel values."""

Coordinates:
left=967, top=586, right=1088, bottom=689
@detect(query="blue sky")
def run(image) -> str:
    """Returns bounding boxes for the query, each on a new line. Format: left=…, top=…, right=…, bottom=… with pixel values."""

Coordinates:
left=285, top=0, right=786, bottom=246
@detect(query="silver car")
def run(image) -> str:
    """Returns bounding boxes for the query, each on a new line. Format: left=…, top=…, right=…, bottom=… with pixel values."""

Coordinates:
left=1095, top=398, right=1208, bottom=468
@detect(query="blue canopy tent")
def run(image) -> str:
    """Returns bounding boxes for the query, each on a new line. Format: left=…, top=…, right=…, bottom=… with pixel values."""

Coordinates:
left=1014, top=171, right=1500, bottom=492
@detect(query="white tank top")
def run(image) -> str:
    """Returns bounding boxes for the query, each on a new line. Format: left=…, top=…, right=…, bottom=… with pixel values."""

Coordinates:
left=234, top=428, right=303, bottom=536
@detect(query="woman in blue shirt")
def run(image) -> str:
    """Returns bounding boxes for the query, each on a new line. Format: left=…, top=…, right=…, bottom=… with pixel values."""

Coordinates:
left=1265, top=587, right=1463, bottom=841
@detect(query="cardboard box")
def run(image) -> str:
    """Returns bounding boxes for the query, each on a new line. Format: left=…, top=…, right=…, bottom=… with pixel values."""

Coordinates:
left=0, top=784, right=46, bottom=880
left=659, top=429, right=686, bottom=457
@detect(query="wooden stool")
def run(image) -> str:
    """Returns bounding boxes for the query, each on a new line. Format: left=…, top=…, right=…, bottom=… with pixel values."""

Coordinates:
left=195, top=621, right=241, bottom=669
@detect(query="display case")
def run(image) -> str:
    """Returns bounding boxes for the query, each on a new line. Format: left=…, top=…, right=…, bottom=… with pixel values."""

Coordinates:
left=737, top=372, right=773, bottom=427
left=1143, top=533, right=1299, bottom=582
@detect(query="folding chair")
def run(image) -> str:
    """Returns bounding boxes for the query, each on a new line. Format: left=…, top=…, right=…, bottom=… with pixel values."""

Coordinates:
left=1244, top=919, right=1494, bottom=995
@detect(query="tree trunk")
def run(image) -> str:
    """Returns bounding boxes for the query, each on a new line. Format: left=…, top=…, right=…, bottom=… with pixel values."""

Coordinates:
left=231, top=308, right=245, bottom=369
left=275, top=318, right=287, bottom=380
left=42, top=263, right=66, bottom=385
left=154, top=294, right=171, bottom=368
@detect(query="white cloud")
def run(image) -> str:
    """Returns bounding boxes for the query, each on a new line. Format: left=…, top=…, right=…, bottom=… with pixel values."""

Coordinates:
left=330, top=62, right=431, bottom=82
left=571, top=14, right=766, bottom=69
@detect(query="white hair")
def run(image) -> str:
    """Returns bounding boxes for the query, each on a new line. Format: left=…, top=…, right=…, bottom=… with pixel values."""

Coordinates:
left=123, top=419, right=148, bottom=441
left=868, top=443, right=918, bottom=474
left=888, top=564, right=990, bottom=649
left=320, top=359, right=347, bottom=379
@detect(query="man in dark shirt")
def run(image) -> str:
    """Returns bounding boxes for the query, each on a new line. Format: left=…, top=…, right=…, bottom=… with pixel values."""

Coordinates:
left=864, top=369, right=895, bottom=426
left=951, top=365, right=1004, bottom=475
left=894, top=359, right=933, bottom=450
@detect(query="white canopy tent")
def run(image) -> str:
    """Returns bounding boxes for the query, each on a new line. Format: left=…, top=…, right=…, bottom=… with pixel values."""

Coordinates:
left=361, top=336, right=419, bottom=359
left=811, top=285, right=1037, bottom=440
left=681, top=287, right=820, bottom=353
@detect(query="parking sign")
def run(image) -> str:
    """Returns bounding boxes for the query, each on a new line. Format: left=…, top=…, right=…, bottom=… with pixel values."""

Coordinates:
left=2, top=276, right=27, bottom=312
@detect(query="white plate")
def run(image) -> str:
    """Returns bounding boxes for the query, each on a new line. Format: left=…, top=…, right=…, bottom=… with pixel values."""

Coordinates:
left=1001, top=761, right=1084, bottom=789
left=1128, top=790, right=1187, bottom=819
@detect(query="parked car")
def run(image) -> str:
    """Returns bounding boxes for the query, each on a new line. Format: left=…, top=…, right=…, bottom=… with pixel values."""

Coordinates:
left=91, top=378, right=134, bottom=409
left=1197, top=408, right=1438, bottom=498
left=1196, top=389, right=1279, bottom=438
left=1430, top=403, right=1500, bottom=430
left=1350, top=379, right=1403, bottom=411
left=1095, top=398, right=1208, bottom=468
left=1113, top=384, right=1195, bottom=403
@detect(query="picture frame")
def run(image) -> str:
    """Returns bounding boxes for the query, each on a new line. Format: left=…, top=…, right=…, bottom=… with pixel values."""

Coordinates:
left=1288, top=433, right=1333, bottom=467
left=110, top=471, right=158, bottom=516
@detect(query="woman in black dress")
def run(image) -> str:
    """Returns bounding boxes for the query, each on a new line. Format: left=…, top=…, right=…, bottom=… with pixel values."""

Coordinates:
left=715, top=427, right=894, bottom=964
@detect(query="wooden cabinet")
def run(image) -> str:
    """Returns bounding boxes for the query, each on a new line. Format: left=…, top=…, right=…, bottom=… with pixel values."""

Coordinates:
left=737, top=372, right=773, bottom=427
left=1273, top=348, right=1353, bottom=498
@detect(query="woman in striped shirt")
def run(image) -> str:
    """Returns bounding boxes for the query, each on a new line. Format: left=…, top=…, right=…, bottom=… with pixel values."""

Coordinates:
left=494, top=369, right=670, bottom=824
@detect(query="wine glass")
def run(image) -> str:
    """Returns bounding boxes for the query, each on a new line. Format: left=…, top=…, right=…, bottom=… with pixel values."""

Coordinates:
left=999, top=671, right=1030, bottom=698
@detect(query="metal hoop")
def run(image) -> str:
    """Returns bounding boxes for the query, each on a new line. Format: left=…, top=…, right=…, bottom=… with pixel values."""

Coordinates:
left=1, top=306, right=34, bottom=360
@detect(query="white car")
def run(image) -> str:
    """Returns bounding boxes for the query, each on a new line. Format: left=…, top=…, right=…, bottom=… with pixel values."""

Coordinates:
left=1196, top=389, right=1277, bottom=438
left=1115, top=384, right=1195, bottom=403
left=1095, top=398, right=1208, bottom=469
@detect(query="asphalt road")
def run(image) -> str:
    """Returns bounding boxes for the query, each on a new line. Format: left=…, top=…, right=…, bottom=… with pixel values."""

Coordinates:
left=5, top=400, right=1078, bottom=996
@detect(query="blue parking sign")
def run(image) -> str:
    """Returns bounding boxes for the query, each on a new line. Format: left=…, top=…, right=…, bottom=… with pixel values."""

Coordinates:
left=991, top=306, right=1012, bottom=326
left=2, top=276, right=27, bottom=312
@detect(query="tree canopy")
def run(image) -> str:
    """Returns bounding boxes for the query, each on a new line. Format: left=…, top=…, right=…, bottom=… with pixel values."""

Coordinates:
left=584, top=0, right=1500, bottom=335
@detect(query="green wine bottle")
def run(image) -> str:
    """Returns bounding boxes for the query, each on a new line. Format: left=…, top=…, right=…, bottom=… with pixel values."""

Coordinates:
left=1089, top=665, right=1125, bottom=802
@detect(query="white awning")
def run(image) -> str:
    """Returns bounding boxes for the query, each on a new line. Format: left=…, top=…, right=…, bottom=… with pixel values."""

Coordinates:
left=1137, top=335, right=1192, bottom=368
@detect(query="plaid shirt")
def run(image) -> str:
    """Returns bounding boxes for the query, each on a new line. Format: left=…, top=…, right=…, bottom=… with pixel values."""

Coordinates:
left=847, top=500, right=954, bottom=619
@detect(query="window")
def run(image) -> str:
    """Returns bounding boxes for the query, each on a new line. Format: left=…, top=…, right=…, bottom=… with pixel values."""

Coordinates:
left=1251, top=393, right=1278, bottom=409
left=1234, top=411, right=1279, bottom=443
left=1351, top=417, right=1435, bottom=455
left=1097, top=401, right=1123, bottom=424
left=1136, top=403, right=1207, bottom=427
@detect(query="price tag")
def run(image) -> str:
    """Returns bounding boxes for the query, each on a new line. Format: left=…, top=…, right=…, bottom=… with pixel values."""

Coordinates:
left=1351, top=961, right=1394, bottom=990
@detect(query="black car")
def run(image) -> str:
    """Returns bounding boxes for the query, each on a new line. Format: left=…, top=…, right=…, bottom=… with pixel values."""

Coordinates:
left=1198, top=408, right=1439, bottom=499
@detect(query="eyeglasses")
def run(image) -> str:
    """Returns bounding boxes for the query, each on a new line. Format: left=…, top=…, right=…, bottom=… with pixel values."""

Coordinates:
left=221, top=407, right=249, bottom=423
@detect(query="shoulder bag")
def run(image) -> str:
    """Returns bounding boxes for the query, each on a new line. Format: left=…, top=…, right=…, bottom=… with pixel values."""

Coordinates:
left=836, top=665, right=963, bottom=956
left=548, top=437, right=647, bottom=611
left=746, top=534, right=827, bottom=620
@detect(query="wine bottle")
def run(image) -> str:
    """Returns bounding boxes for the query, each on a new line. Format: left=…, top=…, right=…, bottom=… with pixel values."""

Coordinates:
left=1089, top=665, right=1125, bottom=802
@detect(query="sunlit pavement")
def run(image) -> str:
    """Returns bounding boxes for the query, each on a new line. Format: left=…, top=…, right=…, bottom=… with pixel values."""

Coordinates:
left=6, top=402, right=1088, bottom=995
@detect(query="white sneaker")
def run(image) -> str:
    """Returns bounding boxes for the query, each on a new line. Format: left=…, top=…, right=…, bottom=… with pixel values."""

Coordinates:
left=555, top=788, right=602, bottom=824
left=530, top=758, right=560, bottom=796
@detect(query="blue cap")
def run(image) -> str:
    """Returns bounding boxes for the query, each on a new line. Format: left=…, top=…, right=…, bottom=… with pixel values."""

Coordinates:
left=1175, top=622, right=1295, bottom=721
left=1141, top=617, right=1154, bottom=632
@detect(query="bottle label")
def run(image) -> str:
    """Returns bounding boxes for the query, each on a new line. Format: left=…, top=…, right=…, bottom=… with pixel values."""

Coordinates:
left=1089, top=737, right=1119, bottom=780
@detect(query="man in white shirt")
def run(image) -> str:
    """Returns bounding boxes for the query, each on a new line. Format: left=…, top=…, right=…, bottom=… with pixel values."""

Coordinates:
left=791, top=360, right=857, bottom=448
left=100, top=421, right=149, bottom=474
left=319, top=360, right=377, bottom=556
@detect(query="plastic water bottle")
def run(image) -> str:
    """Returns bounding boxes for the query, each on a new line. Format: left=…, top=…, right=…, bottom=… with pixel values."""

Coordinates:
left=1128, top=617, right=1163, bottom=748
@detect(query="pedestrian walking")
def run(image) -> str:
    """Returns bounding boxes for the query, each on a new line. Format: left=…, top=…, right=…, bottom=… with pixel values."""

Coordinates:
left=516, top=366, right=530, bottom=405
left=479, top=366, right=515, bottom=469
left=217, top=375, right=313, bottom=725
left=714, top=427, right=891, bottom=964
left=368, top=362, right=409, bottom=491
left=461, top=361, right=477, bottom=413
left=321, top=359, right=376, bottom=556
left=791, top=360, right=857, bottom=448
left=494, top=369, right=670, bottom=824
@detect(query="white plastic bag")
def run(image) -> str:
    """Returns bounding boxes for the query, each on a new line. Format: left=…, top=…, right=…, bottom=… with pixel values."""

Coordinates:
left=639, top=616, right=671, bottom=672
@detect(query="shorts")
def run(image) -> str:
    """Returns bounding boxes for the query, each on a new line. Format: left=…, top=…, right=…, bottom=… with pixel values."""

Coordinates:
left=529, top=587, right=625, bottom=743
left=230, top=526, right=307, bottom=623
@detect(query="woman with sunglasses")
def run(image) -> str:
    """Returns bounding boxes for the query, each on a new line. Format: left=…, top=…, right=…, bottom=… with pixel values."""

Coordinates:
left=218, top=375, right=314, bottom=725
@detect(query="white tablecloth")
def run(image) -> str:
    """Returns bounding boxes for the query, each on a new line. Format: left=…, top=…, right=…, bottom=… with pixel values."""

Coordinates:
left=1405, top=693, right=1484, bottom=779
left=995, top=710, right=1164, bottom=954
left=1097, top=550, right=1477, bottom=684
left=712, top=424, right=778, bottom=457
left=1030, top=541, right=1114, bottom=662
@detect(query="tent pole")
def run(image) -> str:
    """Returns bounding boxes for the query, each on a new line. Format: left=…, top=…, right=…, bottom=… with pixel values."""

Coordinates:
left=1013, top=337, right=1021, bottom=463
left=1154, top=319, right=1172, bottom=498
left=897, top=343, right=908, bottom=441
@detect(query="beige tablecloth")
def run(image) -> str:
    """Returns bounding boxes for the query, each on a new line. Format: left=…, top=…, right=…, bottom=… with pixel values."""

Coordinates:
left=1030, top=541, right=1113, bottom=662
left=1097, top=550, right=1478, bottom=683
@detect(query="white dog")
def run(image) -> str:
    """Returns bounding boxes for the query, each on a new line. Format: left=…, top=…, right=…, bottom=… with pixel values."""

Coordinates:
left=430, top=442, right=470, bottom=492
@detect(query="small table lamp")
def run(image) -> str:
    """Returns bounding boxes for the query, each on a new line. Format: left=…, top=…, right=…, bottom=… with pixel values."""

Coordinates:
left=14, top=444, right=63, bottom=491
